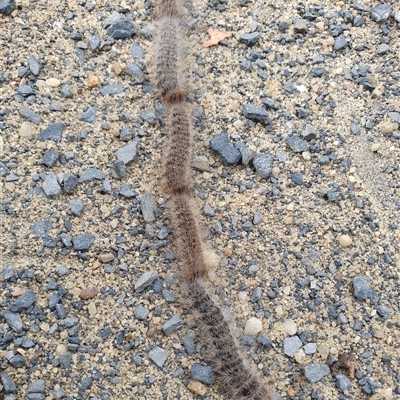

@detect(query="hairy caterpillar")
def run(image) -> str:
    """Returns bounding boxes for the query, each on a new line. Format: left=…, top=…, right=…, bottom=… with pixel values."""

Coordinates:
left=151, top=1, right=276, bottom=398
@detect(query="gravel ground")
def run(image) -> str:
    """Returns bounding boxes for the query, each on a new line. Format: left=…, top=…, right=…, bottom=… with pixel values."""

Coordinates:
left=1, top=0, right=399, bottom=399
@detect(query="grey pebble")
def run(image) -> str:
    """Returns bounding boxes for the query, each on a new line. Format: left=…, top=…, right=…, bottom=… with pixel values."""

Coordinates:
left=30, top=220, right=52, bottom=238
left=2, top=265, right=15, bottom=281
left=376, top=304, right=391, bottom=320
left=42, top=174, right=61, bottom=197
left=388, top=112, right=400, bottom=124
left=370, top=4, right=392, bottom=22
left=132, top=355, right=142, bottom=366
left=140, top=109, right=157, bottom=124
left=140, top=192, right=157, bottom=222
left=377, top=43, right=389, bottom=55
left=134, top=305, right=149, bottom=320
left=60, top=85, right=72, bottom=98
left=257, top=334, right=272, bottom=348
left=0, top=0, right=16, bottom=15
left=162, top=315, right=183, bottom=334
left=0, top=372, right=17, bottom=393
left=135, top=270, right=158, bottom=292
left=242, top=220, right=254, bottom=232
left=120, top=127, right=133, bottom=141
left=336, top=374, right=351, bottom=390
left=79, top=107, right=97, bottom=123
left=63, top=173, right=78, bottom=193
left=100, top=177, right=112, bottom=194
left=115, top=138, right=139, bottom=164
left=9, top=289, right=36, bottom=312
left=59, top=352, right=72, bottom=369
left=148, top=346, right=168, bottom=368
left=78, top=376, right=93, bottom=391
left=70, top=199, right=84, bottom=216
left=291, top=172, right=304, bottom=185
left=39, top=123, right=64, bottom=142
left=337, top=312, right=348, bottom=324
left=158, top=227, right=168, bottom=240
left=191, top=363, right=215, bottom=385
left=28, top=379, right=45, bottom=393
left=203, top=204, right=215, bottom=216
left=131, top=43, right=144, bottom=59
left=109, top=20, right=137, bottom=39
left=334, top=35, right=348, bottom=51
left=253, top=211, right=262, bottom=225
left=119, top=183, right=135, bottom=198
left=210, top=133, right=241, bottom=165
left=301, top=124, right=317, bottom=141
left=48, top=293, right=61, bottom=310
left=283, top=336, right=302, bottom=357
left=19, top=106, right=41, bottom=124
left=286, top=135, right=308, bottom=152
left=100, top=83, right=124, bottom=96
left=353, top=277, right=379, bottom=303
left=1, top=311, right=22, bottom=331
left=111, top=160, right=126, bottom=179
left=235, top=142, right=255, bottom=165
left=183, top=331, right=195, bottom=355
left=79, top=167, right=105, bottom=183
left=318, top=155, right=330, bottom=165
left=395, top=11, right=400, bottom=23
left=42, top=150, right=59, bottom=167
left=127, top=62, right=143, bottom=82
left=239, top=32, right=260, bottom=44
left=17, top=84, right=33, bottom=96
left=242, top=104, right=270, bottom=123
left=9, top=354, right=25, bottom=368
left=88, top=35, right=101, bottom=51
left=250, top=286, right=262, bottom=302
left=303, top=342, right=317, bottom=354
left=0, top=161, right=9, bottom=176
left=303, top=363, right=330, bottom=383
left=252, top=153, right=273, bottom=179
left=71, top=234, right=95, bottom=251
left=162, top=289, right=176, bottom=303
left=311, top=66, right=324, bottom=77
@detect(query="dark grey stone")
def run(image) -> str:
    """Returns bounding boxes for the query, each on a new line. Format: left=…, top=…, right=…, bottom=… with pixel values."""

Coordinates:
left=292, top=172, right=304, bottom=185
left=239, top=32, right=260, bottom=44
left=59, top=353, right=72, bottom=369
left=191, top=363, right=215, bottom=385
left=42, top=174, right=61, bottom=196
left=132, top=355, right=142, bottom=366
left=127, top=62, right=143, bottom=82
left=64, top=317, right=78, bottom=328
left=336, top=374, right=351, bottom=390
left=135, top=271, right=158, bottom=292
left=119, top=183, right=135, bottom=198
left=337, top=312, right=348, bottom=324
left=28, top=55, right=42, bottom=75
left=28, top=379, right=45, bottom=393
left=301, top=124, right=317, bottom=141
left=100, top=83, right=124, bottom=95
left=303, top=363, right=330, bottom=383
left=39, top=123, right=64, bottom=142
left=0, top=372, right=17, bottom=393
left=140, top=109, right=157, bottom=124
left=283, top=336, right=302, bottom=357
left=9, top=354, right=25, bottom=368
left=63, top=173, right=78, bottom=193
left=286, top=135, right=308, bottom=152
left=334, top=35, right=348, bottom=50
left=148, top=346, right=168, bottom=368
left=353, top=277, right=379, bottom=303
left=2, top=265, right=15, bottom=281
left=131, top=43, right=144, bottom=59
left=250, top=286, right=262, bottom=302
left=17, top=84, right=33, bottom=96
left=210, top=133, right=241, bottom=165
left=377, top=43, right=389, bottom=55
left=1, top=311, right=22, bottom=331
left=71, top=234, right=95, bottom=251
left=311, top=66, right=324, bottom=77
left=203, top=204, right=215, bottom=216
left=78, top=376, right=93, bottom=391
left=70, top=199, right=84, bottom=216
left=30, top=220, right=52, bottom=238
left=162, top=289, right=176, bottom=303
left=108, top=20, right=137, bottom=39
left=183, top=331, right=195, bottom=355
left=48, top=293, right=61, bottom=310
left=162, top=315, right=183, bottom=334
left=0, top=161, right=9, bottom=176
left=318, top=155, right=330, bottom=165
left=115, top=138, right=139, bottom=164
left=242, top=220, right=254, bottom=232
left=235, top=142, right=255, bottom=164
left=242, top=104, right=270, bottom=123
left=79, top=167, right=105, bottom=183
left=42, top=150, right=59, bottom=167
left=157, top=227, right=168, bottom=240
left=388, top=112, right=400, bottom=124
left=0, top=0, right=15, bottom=15
left=376, top=304, right=391, bottom=320
left=140, top=192, right=157, bottom=222
left=60, top=85, right=72, bottom=98
left=79, top=107, right=96, bottom=123
left=370, top=4, right=392, bottom=22
left=134, top=305, right=149, bottom=320
left=19, top=106, right=41, bottom=124
left=100, top=177, right=112, bottom=194
left=252, top=153, right=273, bottom=178
left=88, top=35, right=101, bottom=51
left=257, top=334, right=272, bottom=348
left=9, top=289, right=36, bottom=312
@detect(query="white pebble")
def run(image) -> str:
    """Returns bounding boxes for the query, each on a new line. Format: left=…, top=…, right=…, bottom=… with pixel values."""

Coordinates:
left=283, top=319, right=297, bottom=335
left=244, top=317, right=262, bottom=336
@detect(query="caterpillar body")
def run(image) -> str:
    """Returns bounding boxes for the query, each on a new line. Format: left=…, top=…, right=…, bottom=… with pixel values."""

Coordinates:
left=151, top=1, right=276, bottom=398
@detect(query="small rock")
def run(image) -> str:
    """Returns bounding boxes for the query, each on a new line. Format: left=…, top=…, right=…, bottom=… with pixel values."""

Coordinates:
left=42, top=174, right=61, bottom=196
left=210, top=133, right=241, bottom=165
left=9, top=289, right=36, bottom=312
left=162, top=315, right=183, bottom=334
left=388, top=112, right=400, bottom=124
left=291, top=172, right=304, bottom=185
left=28, top=379, right=45, bottom=393
left=336, top=374, right=352, bottom=391
left=0, top=0, right=16, bottom=15
left=334, top=35, right=348, bottom=51
left=88, top=35, right=101, bottom=51
left=140, top=192, right=157, bottom=222
left=42, top=150, right=59, bottom=167
left=377, top=43, right=390, bottom=55
left=192, top=155, right=210, bottom=171
left=115, top=138, right=140, bottom=164
left=108, top=19, right=137, bottom=39
left=187, top=380, right=207, bottom=396
left=126, top=62, right=143, bottom=82
left=1, top=311, right=23, bottom=331
left=30, top=220, right=52, bottom=238
left=70, top=199, right=84, bottom=216
left=252, top=153, right=273, bottom=179
left=379, top=122, right=398, bottom=134
left=301, top=124, right=317, bottom=141
left=353, top=277, right=379, bottom=303
left=257, top=334, right=272, bottom=348
left=286, top=135, right=308, bottom=152
left=235, top=142, right=255, bottom=165
left=338, top=234, right=352, bottom=247
left=135, top=271, right=158, bottom=292
left=283, top=336, right=302, bottom=357
left=140, top=109, right=157, bottom=124
left=111, top=160, right=126, bottom=179
left=239, top=32, right=260, bottom=44
left=79, top=107, right=97, bottom=123
left=1, top=265, right=15, bottom=281
left=39, top=123, right=64, bottom=142
left=283, top=319, right=297, bottom=335
left=376, top=304, right=391, bottom=320
left=19, top=107, right=41, bottom=124
left=134, top=305, right=149, bottom=320
left=191, top=363, right=215, bottom=385
left=293, top=18, right=307, bottom=32
left=100, top=83, right=124, bottom=95
left=79, top=167, right=105, bottom=183
left=244, top=317, right=262, bottom=335
left=304, top=343, right=317, bottom=354
left=0, top=372, right=17, bottom=393
left=80, top=286, right=98, bottom=300
left=9, top=353, right=26, bottom=368
left=183, top=331, right=195, bottom=355
left=71, top=234, right=95, bottom=251
left=63, top=173, right=78, bottom=193
left=242, top=104, right=270, bottom=123
left=370, top=4, right=392, bottom=22
left=148, top=346, right=168, bottom=368
left=303, top=363, right=330, bottom=383
left=46, top=78, right=61, bottom=88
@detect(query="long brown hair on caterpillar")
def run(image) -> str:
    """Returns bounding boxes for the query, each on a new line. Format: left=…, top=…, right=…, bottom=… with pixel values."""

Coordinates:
left=150, top=0, right=277, bottom=398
